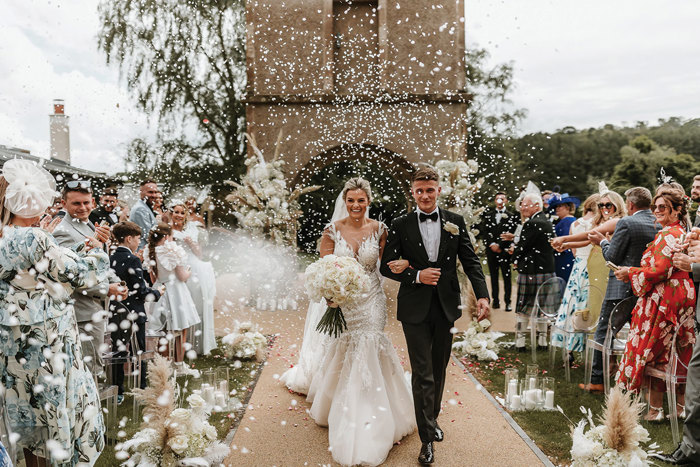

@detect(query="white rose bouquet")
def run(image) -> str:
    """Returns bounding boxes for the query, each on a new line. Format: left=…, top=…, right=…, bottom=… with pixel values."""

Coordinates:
left=451, top=319, right=505, bottom=361
left=305, top=254, right=370, bottom=337
left=221, top=321, right=268, bottom=361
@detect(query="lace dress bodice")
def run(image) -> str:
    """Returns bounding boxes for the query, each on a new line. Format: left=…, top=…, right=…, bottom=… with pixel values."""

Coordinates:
left=325, top=222, right=387, bottom=334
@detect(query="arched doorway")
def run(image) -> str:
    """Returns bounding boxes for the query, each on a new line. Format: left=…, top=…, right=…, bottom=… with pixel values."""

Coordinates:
left=294, top=144, right=415, bottom=252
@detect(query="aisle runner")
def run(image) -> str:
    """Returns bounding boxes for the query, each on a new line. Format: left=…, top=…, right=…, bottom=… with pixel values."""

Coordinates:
left=224, top=278, right=544, bottom=466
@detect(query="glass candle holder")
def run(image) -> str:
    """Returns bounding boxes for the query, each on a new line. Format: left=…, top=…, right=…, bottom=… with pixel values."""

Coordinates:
left=541, top=377, right=555, bottom=410
left=526, top=364, right=539, bottom=378
left=504, top=368, right=519, bottom=406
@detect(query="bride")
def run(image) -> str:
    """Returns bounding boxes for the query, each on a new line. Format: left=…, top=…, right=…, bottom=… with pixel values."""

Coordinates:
left=301, top=177, right=416, bottom=466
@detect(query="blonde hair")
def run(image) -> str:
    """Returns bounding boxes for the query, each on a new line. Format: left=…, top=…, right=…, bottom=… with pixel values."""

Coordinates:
left=582, top=194, right=600, bottom=215
left=594, top=191, right=627, bottom=226
left=342, top=177, right=372, bottom=202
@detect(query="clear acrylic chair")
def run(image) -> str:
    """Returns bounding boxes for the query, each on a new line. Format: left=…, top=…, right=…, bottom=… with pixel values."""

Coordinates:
left=644, top=313, right=694, bottom=445
left=529, top=276, right=566, bottom=363
left=550, top=284, right=604, bottom=382
left=84, top=339, right=119, bottom=446
left=583, top=295, right=636, bottom=393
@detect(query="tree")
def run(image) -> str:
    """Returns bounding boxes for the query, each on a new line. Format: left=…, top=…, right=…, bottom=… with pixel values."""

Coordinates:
left=98, top=0, right=247, bottom=180
left=465, top=47, right=527, bottom=202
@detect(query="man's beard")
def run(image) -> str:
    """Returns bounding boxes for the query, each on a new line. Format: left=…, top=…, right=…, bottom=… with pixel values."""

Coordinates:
left=692, top=195, right=700, bottom=203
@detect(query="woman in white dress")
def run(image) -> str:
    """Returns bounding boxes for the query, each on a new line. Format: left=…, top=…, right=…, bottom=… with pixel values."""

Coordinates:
left=305, top=178, right=416, bottom=467
left=147, top=222, right=201, bottom=362
left=171, top=202, right=218, bottom=356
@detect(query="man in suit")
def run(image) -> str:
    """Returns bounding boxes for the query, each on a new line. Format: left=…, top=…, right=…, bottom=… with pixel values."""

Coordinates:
left=511, top=193, right=556, bottom=349
left=111, top=222, right=162, bottom=398
left=130, top=179, right=159, bottom=250
left=381, top=166, right=490, bottom=465
left=691, top=175, right=700, bottom=228
left=89, top=188, right=120, bottom=227
left=582, top=186, right=658, bottom=392
left=479, top=192, right=519, bottom=311
left=53, top=181, right=128, bottom=376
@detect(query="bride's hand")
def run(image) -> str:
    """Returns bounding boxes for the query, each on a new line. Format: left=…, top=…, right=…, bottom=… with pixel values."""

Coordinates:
left=387, top=259, right=410, bottom=274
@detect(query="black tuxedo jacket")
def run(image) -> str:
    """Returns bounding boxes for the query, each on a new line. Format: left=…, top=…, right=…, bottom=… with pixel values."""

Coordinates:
left=89, top=206, right=118, bottom=227
left=110, top=247, right=161, bottom=323
left=380, top=208, right=489, bottom=324
left=512, top=211, right=555, bottom=275
left=479, top=207, right=519, bottom=255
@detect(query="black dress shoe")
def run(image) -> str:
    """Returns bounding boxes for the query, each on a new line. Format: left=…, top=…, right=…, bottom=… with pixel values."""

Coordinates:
left=649, top=444, right=694, bottom=465
left=419, top=442, right=434, bottom=464
left=434, top=424, right=444, bottom=442
left=492, top=301, right=501, bottom=309
left=505, top=304, right=512, bottom=312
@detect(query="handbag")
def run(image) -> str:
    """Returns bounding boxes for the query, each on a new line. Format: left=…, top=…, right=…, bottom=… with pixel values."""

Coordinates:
left=571, top=307, right=593, bottom=331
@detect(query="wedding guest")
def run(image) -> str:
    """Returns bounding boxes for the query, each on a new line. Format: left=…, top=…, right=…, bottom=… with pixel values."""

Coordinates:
left=581, top=187, right=658, bottom=393
left=656, top=226, right=700, bottom=464
left=53, top=181, right=128, bottom=376
left=130, top=179, right=159, bottom=249
left=479, top=192, right=518, bottom=310
left=512, top=193, right=556, bottom=350
left=0, top=159, right=107, bottom=465
left=614, top=188, right=695, bottom=420
left=147, top=222, right=201, bottom=363
left=110, top=221, right=162, bottom=396
left=551, top=194, right=598, bottom=358
left=117, top=199, right=131, bottom=222
left=549, top=193, right=580, bottom=283
left=89, top=188, right=120, bottom=226
left=186, top=196, right=206, bottom=225
left=170, top=201, right=217, bottom=355
left=691, top=175, right=700, bottom=228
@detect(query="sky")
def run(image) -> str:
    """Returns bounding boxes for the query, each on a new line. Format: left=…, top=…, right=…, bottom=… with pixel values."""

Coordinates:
left=1, top=0, right=699, bottom=174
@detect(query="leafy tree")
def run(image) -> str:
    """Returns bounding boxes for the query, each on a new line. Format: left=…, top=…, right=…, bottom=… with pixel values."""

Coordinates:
left=98, top=0, right=247, bottom=180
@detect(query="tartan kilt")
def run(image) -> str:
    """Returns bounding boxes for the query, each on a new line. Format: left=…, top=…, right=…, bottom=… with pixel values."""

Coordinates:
left=515, top=272, right=557, bottom=316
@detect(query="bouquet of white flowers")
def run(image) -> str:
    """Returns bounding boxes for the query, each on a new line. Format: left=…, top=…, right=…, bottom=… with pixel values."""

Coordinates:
left=120, top=356, right=230, bottom=466
left=221, top=321, right=268, bottom=361
left=451, top=319, right=505, bottom=361
left=304, top=254, right=370, bottom=337
left=565, top=387, right=656, bottom=467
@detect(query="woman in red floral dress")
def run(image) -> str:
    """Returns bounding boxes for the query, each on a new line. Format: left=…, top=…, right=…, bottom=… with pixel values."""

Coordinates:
left=613, top=188, right=696, bottom=421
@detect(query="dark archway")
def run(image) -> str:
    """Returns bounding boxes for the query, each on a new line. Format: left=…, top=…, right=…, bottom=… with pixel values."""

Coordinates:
left=295, top=144, right=415, bottom=252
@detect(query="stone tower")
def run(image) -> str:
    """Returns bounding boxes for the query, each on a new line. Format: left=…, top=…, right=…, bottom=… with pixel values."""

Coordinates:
left=245, top=0, right=468, bottom=193
left=49, top=99, right=71, bottom=164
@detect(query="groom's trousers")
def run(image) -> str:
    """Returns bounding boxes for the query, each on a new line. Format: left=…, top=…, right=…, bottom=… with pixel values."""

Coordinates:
left=402, top=289, right=453, bottom=443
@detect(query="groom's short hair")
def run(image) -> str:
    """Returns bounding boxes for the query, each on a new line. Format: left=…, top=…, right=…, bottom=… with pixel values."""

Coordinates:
left=412, top=166, right=439, bottom=183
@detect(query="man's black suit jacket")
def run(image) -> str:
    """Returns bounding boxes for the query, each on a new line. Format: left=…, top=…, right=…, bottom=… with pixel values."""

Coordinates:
left=110, top=247, right=161, bottom=324
left=380, top=208, right=489, bottom=324
left=479, top=207, right=519, bottom=257
left=89, top=206, right=118, bottom=227
left=512, top=210, right=555, bottom=275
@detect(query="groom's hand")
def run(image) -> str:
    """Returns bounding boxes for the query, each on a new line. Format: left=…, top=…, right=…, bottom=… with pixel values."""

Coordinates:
left=419, top=268, right=441, bottom=286
left=476, top=298, right=490, bottom=321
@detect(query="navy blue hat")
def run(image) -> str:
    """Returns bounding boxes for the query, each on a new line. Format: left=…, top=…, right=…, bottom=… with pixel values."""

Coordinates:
left=548, top=193, right=581, bottom=209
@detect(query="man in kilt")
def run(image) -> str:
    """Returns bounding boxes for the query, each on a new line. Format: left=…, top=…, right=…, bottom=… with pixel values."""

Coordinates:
left=512, top=193, right=556, bottom=351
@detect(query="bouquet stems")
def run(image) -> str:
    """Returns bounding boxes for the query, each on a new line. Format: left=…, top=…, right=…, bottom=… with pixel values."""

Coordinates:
left=316, top=306, right=348, bottom=337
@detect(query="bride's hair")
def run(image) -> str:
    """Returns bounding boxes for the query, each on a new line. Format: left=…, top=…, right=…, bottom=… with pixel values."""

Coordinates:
left=342, top=177, right=372, bottom=202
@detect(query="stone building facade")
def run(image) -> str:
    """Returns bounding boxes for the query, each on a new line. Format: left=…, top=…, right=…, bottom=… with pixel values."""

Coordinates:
left=245, top=0, right=468, bottom=193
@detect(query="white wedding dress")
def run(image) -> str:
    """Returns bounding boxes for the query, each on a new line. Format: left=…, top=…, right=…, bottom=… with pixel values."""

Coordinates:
left=306, top=222, right=416, bottom=467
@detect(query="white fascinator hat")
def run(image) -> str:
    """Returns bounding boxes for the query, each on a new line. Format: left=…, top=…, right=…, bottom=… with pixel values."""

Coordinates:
left=1, top=159, right=58, bottom=217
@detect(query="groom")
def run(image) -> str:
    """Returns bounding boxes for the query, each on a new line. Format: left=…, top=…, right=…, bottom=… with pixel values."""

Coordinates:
left=381, top=166, right=490, bottom=464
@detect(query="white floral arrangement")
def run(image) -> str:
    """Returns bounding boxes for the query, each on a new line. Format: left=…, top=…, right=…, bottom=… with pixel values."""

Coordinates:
left=564, top=387, right=657, bottom=467
left=226, top=132, right=320, bottom=246
left=434, top=149, right=485, bottom=251
left=120, top=355, right=230, bottom=466
left=221, top=321, right=267, bottom=361
left=451, top=319, right=504, bottom=361
left=304, top=254, right=370, bottom=337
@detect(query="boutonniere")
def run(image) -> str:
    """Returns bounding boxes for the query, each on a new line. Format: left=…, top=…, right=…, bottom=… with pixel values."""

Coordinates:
left=501, top=213, right=509, bottom=219
left=444, top=221, right=459, bottom=235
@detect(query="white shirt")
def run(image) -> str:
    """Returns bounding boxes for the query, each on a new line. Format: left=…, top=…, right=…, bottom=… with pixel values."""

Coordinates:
left=415, top=207, right=441, bottom=284
left=495, top=208, right=505, bottom=224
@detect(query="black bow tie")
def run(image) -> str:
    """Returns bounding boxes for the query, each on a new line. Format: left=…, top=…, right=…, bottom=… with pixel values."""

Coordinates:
left=419, top=212, right=439, bottom=222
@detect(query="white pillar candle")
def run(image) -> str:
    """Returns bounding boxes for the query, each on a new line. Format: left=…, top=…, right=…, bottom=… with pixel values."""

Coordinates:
left=529, top=377, right=537, bottom=391
left=525, top=390, right=537, bottom=410
left=507, top=380, right=518, bottom=404
left=215, top=392, right=226, bottom=410
left=256, top=297, right=262, bottom=309
left=510, top=395, right=521, bottom=410
left=219, top=380, right=228, bottom=395
left=270, top=299, right=277, bottom=310
left=545, top=390, right=555, bottom=410
left=203, top=386, right=216, bottom=406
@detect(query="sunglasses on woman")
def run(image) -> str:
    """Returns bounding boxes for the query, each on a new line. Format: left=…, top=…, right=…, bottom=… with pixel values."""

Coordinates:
left=597, top=202, right=614, bottom=209
left=652, top=204, right=668, bottom=212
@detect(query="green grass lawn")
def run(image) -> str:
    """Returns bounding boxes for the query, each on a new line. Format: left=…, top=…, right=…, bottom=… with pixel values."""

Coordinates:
left=95, top=345, right=263, bottom=466
left=460, top=338, right=678, bottom=466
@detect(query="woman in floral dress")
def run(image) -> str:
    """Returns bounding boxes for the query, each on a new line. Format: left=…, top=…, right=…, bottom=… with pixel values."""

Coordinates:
left=614, top=188, right=696, bottom=421
left=0, top=160, right=107, bottom=466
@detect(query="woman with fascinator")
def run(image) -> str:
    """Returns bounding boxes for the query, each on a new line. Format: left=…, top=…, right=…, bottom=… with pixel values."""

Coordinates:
left=284, top=177, right=415, bottom=467
left=0, top=160, right=108, bottom=465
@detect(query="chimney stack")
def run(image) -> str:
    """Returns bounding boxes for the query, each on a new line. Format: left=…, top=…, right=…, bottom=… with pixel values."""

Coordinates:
left=49, top=99, right=70, bottom=164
